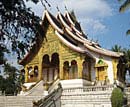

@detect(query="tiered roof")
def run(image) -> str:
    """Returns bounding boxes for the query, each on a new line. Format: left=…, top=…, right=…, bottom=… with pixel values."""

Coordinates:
left=19, top=10, right=123, bottom=65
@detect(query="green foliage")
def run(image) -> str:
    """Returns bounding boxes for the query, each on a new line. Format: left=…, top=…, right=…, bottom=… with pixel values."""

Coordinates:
left=0, top=63, right=24, bottom=95
left=0, top=0, right=44, bottom=60
left=118, top=0, right=130, bottom=35
left=111, top=45, right=122, bottom=52
left=111, top=45, right=130, bottom=68
left=111, top=87, right=124, bottom=107
left=0, top=44, right=10, bottom=65
left=119, top=0, right=130, bottom=12
left=123, top=49, right=130, bottom=68
left=111, top=45, right=130, bottom=82
left=126, top=29, right=130, bottom=35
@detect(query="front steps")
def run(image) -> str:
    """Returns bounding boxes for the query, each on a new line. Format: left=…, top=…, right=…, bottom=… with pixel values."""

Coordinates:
left=0, top=96, right=43, bottom=107
left=20, top=80, right=44, bottom=96
left=0, top=80, right=45, bottom=107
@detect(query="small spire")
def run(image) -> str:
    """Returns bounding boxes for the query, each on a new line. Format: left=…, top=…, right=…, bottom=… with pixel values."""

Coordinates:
left=65, top=5, right=68, bottom=11
left=44, top=0, right=51, bottom=7
left=40, top=0, right=47, bottom=10
left=56, top=6, right=60, bottom=12
left=95, top=40, right=98, bottom=43
left=43, top=4, right=47, bottom=10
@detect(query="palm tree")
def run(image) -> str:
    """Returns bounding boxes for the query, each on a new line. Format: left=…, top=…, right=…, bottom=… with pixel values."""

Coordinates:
left=111, top=45, right=122, bottom=52
left=111, top=45, right=126, bottom=82
left=123, top=49, right=130, bottom=68
left=119, top=0, right=130, bottom=12
left=119, top=0, right=130, bottom=35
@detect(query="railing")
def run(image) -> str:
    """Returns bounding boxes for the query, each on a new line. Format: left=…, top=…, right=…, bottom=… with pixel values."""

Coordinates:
left=124, top=87, right=130, bottom=92
left=33, top=84, right=62, bottom=107
left=48, top=79, right=60, bottom=93
left=62, top=85, right=114, bottom=94
left=20, top=80, right=44, bottom=96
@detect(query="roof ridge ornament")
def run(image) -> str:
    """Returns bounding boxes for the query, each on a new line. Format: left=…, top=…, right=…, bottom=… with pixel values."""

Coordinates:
left=44, top=0, right=51, bottom=7
left=40, top=0, right=47, bottom=10
left=43, top=4, right=47, bottom=10
left=40, top=0, right=51, bottom=10
left=65, top=5, right=68, bottom=11
left=56, top=6, right=60, bottom=12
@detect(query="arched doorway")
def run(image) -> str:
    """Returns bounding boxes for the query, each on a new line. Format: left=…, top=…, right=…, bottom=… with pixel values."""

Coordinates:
left=27, top=66, right=34, bottom=82
left=42, top=54, right=50, bottom=82
left=42, top=53, right=60, bottom=83
left=51, top=53, right=59, bottom=80
left=82, top=56, right=91, bottom=81
left=34, top=66, right=38, bottom=77
left=63, top=61, right=69, bottom=79
left=70, top=60, right=78, bottom=79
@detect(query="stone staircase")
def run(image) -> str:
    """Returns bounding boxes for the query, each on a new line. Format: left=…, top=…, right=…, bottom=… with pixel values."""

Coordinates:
left=33, top=84, right=62, bottom=107
left=61, top=85, right=114, bottom=107
left=35, top=85, right=114, bottom=107
left=0, top=80, right=46, bottom=107
left=124, top=87, right=130, bottom=106
left=0, top=96, right=43, bottom=107
left=20, top=80, right=45, bottom=96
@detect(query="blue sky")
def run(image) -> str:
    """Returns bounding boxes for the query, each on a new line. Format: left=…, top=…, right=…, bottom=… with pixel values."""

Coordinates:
left=27, top=0, right=130, bottom=49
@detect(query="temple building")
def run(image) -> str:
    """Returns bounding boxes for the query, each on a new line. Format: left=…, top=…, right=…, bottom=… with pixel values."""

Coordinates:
left=19, top=9, right=123, bottom=94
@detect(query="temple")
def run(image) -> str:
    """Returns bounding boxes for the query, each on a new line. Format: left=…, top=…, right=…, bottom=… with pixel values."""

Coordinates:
left=19, top=10, right=124, bottom=95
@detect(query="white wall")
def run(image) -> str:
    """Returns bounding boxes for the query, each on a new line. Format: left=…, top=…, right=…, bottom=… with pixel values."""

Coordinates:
left=90, top=51, right=114, bottom=84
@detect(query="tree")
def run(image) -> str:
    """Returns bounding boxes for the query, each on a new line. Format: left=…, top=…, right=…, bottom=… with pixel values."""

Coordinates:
left=111, top=87, right=124, bottom=107
left=0, top=63, right=22, bottom=95
left=119, top=0, right=130, bottom=35
left=0, top=0, right=51, bottom=95
left=0, top=75, right=6, bottom=94
left=0, top=0, right=50, bottom=61
left=123, top=49, right=130, bottom=68
left=0, top=45, right=8, bottom=65
left=111, top=45, right=130, bottom=82
left=111, top=45, right=122, bottom=52
left=119, top=0, right=130, bottom=12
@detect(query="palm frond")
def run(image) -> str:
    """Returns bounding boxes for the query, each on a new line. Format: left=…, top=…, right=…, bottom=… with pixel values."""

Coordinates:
left=119, top=0, right=130, bottom=12
left=126, top=29, right=130, bottom=35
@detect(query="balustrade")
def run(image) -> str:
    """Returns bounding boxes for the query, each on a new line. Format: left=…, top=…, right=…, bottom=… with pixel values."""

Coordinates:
left=62, top=85, right=114, bottom=95
left=124, top=87, right=130, bottom=92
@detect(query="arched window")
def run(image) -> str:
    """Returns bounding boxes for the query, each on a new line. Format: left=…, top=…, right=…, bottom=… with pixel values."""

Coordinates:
left=82, top=61, right=89, bottom=79
left=21, top=69, right=25, bottom=75
left=42, top=53, right=60, bottom=82
left=70, top=60, right=78, bottom=79
left=34, top=66, right=38, bottom=77
left=63, top=61, right=69, bottom=79
left=51, top=53, right=59, bottom=67
left=51, top=53, right=60, bottom=81
left=42, top=54, right=50, bottom=67
left=27, top=66, right=34, bottom=82
left=28, top=67, right=33, bottom=76
left=42, top=54, right=50, bottom=82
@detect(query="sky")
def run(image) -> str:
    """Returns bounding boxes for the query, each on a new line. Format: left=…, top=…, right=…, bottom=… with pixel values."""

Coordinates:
left=26, top=0, right=130, bottom=49
left=1, top=0, right=130, bottom=70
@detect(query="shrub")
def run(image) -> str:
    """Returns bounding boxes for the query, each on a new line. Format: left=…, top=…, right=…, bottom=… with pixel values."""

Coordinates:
left=111, top=87, right=124, bottom=107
